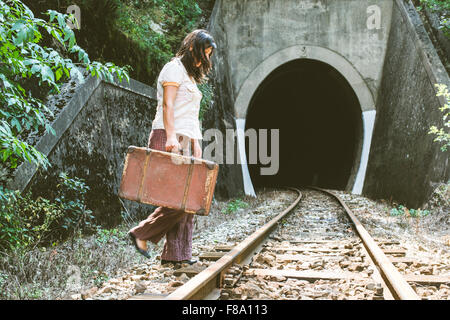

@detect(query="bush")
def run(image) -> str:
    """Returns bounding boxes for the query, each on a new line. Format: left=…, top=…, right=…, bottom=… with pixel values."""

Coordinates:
left=95, top=228, right=126, bottom=246
left=0, top=171, right=95, bottom=251
left=0, top=187, right=34, bottom=251
left=428, top=84, right=450, bottom=152
left=389, top=205, right=431, bottom=217
left=53, top=172, right=96, bottom=240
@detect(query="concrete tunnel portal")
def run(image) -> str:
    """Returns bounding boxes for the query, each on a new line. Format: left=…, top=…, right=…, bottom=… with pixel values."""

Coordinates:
left=244, top=58, right=363, bottom=191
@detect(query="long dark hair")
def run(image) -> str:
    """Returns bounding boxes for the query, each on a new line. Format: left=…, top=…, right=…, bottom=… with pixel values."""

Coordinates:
left=175, top=29, right=217, bottom=84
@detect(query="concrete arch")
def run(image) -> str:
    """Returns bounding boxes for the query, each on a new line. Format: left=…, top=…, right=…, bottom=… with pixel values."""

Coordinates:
left=234, top=44, right=376, bottom=196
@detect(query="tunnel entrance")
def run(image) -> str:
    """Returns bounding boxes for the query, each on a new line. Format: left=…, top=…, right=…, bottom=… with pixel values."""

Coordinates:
left=245, top=59, right=362, bottom=190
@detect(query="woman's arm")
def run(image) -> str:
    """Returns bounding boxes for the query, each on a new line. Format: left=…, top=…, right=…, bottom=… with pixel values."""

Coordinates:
left=163, top=85, right=181, bottom=153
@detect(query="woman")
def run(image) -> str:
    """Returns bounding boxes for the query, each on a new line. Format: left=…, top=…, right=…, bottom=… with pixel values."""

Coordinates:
left=128, top=29, right=217, bottom=266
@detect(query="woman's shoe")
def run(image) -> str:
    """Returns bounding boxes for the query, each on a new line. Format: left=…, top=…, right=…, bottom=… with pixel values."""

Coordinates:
left=128, top=233, right=151, bottom=259
left=161, top=259, right=178, bottom=266
left=161, top=259, right=197, bottom=265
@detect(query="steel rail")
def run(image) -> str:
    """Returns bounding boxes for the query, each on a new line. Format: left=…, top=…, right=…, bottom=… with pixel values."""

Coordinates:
left=308, top=186, right=420, bottom=300
left=164, top=187, right=302, bottom=300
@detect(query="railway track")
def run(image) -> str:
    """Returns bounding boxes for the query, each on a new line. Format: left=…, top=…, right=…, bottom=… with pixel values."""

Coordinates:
left=129, top=187, right=450, bottom=300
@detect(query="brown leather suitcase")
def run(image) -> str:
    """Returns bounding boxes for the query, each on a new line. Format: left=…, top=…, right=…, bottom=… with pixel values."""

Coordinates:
left=118, top=146, right=219, bottom=216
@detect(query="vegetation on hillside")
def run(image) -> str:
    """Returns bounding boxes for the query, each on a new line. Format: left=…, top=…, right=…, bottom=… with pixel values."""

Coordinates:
left=22, top=0, right=215, bottom=85
left=417, top=0, right=450, bottom=36
left=0, top=0, right=129, bottom=173
left=429, top=84, right=450, bottom=152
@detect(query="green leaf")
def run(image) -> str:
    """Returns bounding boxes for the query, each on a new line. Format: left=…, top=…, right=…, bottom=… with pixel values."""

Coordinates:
left=41, top=65, right=55, bottom=83
left=70, top=67, right=84, bottom=83
left=31, top=64, right=41, bottom=74
left=68, top=33, right=75, bottom=49
left=45, top=123, right=56, bottom=136
left=23, top=58, right=39, bottom=65
left=56, top=13, right=66, bottom=29
left=11, top=21, right=25, bottom=32
left=11, top=118, right=21, bottom=131
left=48, top=10, right=56, bottom=23
left=24, top=149, right=32, bottom=163
left=51, top=29, right=63, bottom=45
left=55, top=68, right=63, bottom=81
left=13, top=29, right=27, bottom=45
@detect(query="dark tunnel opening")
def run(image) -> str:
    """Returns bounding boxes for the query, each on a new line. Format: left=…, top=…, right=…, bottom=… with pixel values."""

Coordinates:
left=245, top=58, right=362, bottom=190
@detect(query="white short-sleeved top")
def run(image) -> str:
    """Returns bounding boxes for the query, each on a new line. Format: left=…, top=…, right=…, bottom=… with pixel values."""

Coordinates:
left=151, top=57, right=203, bottom=140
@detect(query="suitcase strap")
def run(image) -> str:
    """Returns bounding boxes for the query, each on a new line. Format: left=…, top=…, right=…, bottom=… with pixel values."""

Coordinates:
left=179, top=139, right=196, bottom=211
left=181, top=159, right=195, bottom=211
left=137, top=149, right=153, bottom=203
